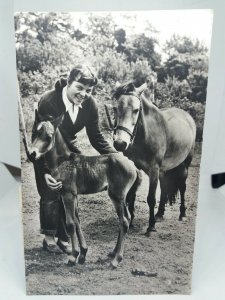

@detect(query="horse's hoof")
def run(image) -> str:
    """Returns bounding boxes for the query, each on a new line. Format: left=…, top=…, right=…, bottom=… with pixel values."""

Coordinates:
left=67, top=256, right=76, bottom=266
left=78, top=255, right=86, bottom=264
left=144, top=231, right=151, bottom=237
left=145, top=226, right=156, bottom=236
left=155, top=214, right=164, bottom=222
left=179, top=215, right=186, bottom=221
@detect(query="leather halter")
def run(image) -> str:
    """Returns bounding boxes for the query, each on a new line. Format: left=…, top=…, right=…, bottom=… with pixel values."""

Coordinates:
left=114, top=93, right=142, bottom=145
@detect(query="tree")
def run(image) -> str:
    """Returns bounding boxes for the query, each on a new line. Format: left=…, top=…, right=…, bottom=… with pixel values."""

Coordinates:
left=158, top=35, right=208, bottom=103
left=165, top=34, right=208, bottom=56
left=129, top=34, right=161, bottom=69
left=85, top=14, right=116, bottom=55
left=15, top=12, right=85, bottom=74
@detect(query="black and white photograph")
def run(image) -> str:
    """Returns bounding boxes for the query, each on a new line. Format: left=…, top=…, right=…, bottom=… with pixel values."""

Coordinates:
left=15, top=10, right=213, bottom=295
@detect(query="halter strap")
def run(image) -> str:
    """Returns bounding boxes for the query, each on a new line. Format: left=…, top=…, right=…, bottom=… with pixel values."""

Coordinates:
left=116, top=125, right=134, bottom=138
left=114, top=94, right=142, bottom=145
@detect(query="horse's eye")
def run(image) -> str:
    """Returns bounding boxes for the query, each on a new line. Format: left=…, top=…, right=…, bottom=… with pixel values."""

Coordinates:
left=45, top=134, right=52, bottom=142
left=133, top=109, right=139, bottom=114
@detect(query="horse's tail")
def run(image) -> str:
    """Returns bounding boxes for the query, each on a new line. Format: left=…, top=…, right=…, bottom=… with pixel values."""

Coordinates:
left=168, top=189, right=179, bottom=205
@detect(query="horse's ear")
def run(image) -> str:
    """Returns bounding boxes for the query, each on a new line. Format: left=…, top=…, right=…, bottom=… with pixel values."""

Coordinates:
left=51, top=114, right=64, bottom=129
left=135, top=82, right=147, bottom=96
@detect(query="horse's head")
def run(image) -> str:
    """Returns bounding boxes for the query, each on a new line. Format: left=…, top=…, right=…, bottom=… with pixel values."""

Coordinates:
left=112, top=82, right=147, bottom=152
left=30, top=110, right=63, bottom=160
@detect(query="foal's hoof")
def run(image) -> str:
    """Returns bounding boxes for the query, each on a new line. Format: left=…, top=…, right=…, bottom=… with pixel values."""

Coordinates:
left=78, top=248, right=88, bottom=264
left=129, top=223, right=134, bottom=230
left=111, top=260, right=119, bottom=269
left=78, top=255, right=86, bottom=264
left=108, top=251, right=116, bottom=258
left=67, top=255, right=76, bottom=266
left=110, top=256, right=122, bottom=269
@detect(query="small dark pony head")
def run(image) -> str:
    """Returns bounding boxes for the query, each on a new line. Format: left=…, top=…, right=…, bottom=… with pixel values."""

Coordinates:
left=112, top=81, right=147, bottom=152
left=30, top=110, right=64, bottom=160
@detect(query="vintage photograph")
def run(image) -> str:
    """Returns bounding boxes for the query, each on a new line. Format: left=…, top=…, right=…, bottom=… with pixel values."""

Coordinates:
left=15, top=10, right=213, bottom=295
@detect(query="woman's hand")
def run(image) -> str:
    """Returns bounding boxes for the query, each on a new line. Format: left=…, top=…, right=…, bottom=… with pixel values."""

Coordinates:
left=44, top=174, right=62, bottom=191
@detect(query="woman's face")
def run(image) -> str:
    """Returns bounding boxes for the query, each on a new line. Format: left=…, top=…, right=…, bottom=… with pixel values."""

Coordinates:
left=66, top=81, right=93, bottom=105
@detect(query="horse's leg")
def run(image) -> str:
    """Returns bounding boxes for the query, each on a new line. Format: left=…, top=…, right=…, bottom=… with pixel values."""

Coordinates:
left=74, top=202, right=88, bottom=264
left=146, top=166, right=159, bottom=235
left=155, top=190, right=167, bottom=220
left=109, top=192, right=130, bottom=268
left=179, top=180, right=187, bottom=221
left=177, top=164, right=188, bottom=221
left=61, top=192, right=80, bottom=265
left=155, top=174, right=167, bottom=220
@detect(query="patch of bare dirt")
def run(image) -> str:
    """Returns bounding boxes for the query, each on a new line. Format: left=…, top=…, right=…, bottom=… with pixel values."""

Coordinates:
left=21, top=147, right=200, bottom=295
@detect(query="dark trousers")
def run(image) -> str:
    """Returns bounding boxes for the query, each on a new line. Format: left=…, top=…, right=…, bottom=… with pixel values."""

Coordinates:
left=33, top=161, right=70, bottom=242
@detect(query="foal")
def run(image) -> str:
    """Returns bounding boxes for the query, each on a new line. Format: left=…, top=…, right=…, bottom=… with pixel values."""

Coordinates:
left=30, top=112, right=142, bottom=268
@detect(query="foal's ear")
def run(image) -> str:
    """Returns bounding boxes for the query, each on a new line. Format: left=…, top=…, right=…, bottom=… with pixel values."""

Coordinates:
left=51, top=114, right=64, bottom=129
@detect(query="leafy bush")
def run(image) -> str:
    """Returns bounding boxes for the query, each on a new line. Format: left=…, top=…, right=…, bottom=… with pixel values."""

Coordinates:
left=15, top=12, right=209, bottom=142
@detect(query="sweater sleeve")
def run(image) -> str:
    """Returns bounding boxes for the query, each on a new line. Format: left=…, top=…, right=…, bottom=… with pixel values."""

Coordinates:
left=86, top=98, right=117, bottom=154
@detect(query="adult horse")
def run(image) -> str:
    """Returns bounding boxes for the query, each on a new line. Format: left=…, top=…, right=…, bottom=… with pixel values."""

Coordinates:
left=109, top=81, right=196, bottom=235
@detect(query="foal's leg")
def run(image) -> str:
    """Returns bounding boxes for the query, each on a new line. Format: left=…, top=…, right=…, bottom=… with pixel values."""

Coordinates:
left=146, top=166, right=159, bottom=235
left=108, top=204, right=131, bottom=259
left=62, top=192, right=80, bottom=265
left=126, top=185, right=137, bottom=229
left=74, top=204, right=88, bottom=264
left=109, top=193, right=130, bottom=268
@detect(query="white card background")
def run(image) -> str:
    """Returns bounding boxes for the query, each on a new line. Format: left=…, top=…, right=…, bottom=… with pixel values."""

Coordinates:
left=1, top=0, right=225, bottom=299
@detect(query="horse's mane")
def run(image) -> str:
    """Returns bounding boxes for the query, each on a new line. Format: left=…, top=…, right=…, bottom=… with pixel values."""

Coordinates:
left=112, top=82, right=136, bottom=100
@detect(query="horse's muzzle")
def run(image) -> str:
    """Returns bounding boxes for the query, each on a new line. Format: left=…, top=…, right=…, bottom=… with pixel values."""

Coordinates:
left=113, top=140, right=127, bottom=152
left=28, top=148, right=42, bottom=161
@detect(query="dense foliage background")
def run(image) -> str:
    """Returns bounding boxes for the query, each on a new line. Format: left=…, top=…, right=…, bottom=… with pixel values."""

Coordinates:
left=15, top=12, right=210, bottom=141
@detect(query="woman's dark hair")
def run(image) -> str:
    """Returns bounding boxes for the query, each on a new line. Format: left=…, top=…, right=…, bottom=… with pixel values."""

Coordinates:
left=67, top=65, right=98, bottom=87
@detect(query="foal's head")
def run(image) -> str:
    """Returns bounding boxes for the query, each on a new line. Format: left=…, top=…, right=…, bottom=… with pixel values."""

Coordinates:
left=112, top=82, right=146, bottom=152
left=30, top=110, right=63, bottom=160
